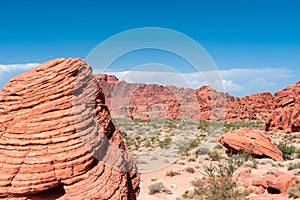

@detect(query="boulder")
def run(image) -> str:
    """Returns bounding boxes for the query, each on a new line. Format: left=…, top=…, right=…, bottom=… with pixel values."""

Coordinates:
left=0, top=58, right=140, bottom=199
left=218, top=128, right=284, bottom=161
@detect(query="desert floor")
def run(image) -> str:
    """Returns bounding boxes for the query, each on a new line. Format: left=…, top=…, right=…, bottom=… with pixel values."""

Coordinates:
left=113, top=118, right=300, bottom=200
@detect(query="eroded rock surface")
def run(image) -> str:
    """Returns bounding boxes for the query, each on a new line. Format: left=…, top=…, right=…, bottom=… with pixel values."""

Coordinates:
left=237, top=171, right=296, bottom=195
left=97, top=74, right=275, bottom=122
left=0, top=58, right=140, bottom=199
left=264, top=82, right=300, bottom=133
left=218, top=128, right=284, bottom=162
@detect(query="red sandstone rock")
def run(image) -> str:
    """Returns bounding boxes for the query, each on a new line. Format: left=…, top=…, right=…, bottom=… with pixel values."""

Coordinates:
left=141, top=114, right=150, bottom=121
left=97, top=74, right=277, bottom=122
left=0, top=58, right=140, bottom=199
left=237, top=171, right=296, bottom=195
left=218, top=128, right=284, bottom=161
left=264, top=82, right=300, bottom=133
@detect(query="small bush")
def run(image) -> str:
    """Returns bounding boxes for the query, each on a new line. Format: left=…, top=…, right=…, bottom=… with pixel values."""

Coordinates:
left=165, top=170, right=180, bottom=177
left=182, top=156, right=249, bottom=200
left=148, top=180, right=171, bottom=195
left=288, top=180, right=300, bottom=198
left=196, top=146, right=210, bottom=155
left=296, top=148, right=300, bottom=159
left=158, top=137, right=172, bottom=149
left=184, top=167, right=196, bottom=173
left=287, top=160, right=300, bottom=170
left=276, top=142, right=296, bottom=160
left=243, top=160, right=258, bottom=169
left=208, top=150, right=221, bottom=161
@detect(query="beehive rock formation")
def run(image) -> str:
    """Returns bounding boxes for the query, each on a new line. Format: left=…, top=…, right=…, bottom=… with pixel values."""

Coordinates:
left=0, top=58, right=140, bottom=199
left=264, top=82, right=300, bottom=133
left=218, top=128, right=284, bottom=162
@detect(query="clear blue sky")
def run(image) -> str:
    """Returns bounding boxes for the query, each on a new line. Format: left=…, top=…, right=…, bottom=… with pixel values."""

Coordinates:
left=0, top=0, right=299, bottom=96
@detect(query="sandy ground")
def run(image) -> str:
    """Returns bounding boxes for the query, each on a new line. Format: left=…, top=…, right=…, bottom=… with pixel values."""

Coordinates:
left=137, top=162, right=203, bottom=200
left=137, top=157, right=300, bottom=200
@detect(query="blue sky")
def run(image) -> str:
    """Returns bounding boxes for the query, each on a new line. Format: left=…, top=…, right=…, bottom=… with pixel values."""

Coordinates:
left=0, top=0, right=299, bottom=96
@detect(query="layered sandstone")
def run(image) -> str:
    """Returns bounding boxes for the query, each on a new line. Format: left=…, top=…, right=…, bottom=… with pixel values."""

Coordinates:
left=264, top=82, right=300, bottom=133
left=0, top=58, right=140, bottom=199
left=97, top=74, right=275, bottom=122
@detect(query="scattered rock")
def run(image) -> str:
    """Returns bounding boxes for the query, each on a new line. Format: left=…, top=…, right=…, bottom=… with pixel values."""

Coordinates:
left=218, top=128, right=284, bottom=162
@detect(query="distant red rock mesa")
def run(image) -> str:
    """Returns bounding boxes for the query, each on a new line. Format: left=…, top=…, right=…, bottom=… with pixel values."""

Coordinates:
left=0, top=59, right=140, bottom=199
left=98, top=74, right=300, bottom=133
left=97, top=74, right=275, bottom=121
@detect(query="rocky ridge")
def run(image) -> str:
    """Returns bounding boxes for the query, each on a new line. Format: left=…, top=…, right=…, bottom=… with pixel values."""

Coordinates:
left=97, top=74, right=276, bottom=123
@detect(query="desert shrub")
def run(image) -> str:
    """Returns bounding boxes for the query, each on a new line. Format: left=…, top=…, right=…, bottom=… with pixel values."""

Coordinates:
left=158, top=137, right=172, bottom=149
left=208, top=150, right=221, bottom=161
left=148, top=180, right=171, bottom=195
left=296, top=148, right=300, bottom=159
left=266, top=169, right=279, bottom=174
left=223, top=121, right=264, bottom=131
left=229, top=152, right=253, bottom=166
left=243, top=160, right=258, bottom=169
left=276, top=142, right=296, bottom=160
left=195, top=146, right=210, bottom=155
left=198, top=121, right=264, bottom=134
left=177, top=139, right=201, bottom=156
left=184, top=166, right=196, bottom=173
left=213, top=144, right=223, bottom=150
left=287, top=160, right=300, bottom=170
left=288, top=180, right=300, bottom=198
left=182, top=156, right=249, bottom=200
left=165, top=170, right=180, bottom=177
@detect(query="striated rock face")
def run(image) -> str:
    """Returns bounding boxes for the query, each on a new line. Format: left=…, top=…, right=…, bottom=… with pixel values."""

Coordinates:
left=218, top=128, right=284, bottom=161
left=0, top=58, right=140, bottom=199
left=237, top=171, right=296, bottom=196
left=264, top=82, right=300, bottom=133
left=97, top=74, right=275, bottom=122
left=226, top=92, right=275, bottom=122
left=96, top=75, right=199, bottom=121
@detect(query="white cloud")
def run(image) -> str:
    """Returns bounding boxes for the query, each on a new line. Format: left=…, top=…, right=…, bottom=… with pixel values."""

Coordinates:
left=0, top=63, right=39, bottom=89
left=101, top=67, right=297, bottom=97
left=0, top=63, right=39, bottom=72
left=0, top=63, right=296, bottom=97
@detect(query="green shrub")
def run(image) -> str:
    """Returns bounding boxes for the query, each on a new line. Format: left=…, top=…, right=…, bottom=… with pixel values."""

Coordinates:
left=165, top=170, right=180, bottom=177
left=184, top=167, right=196, bottom=173
left=208, top=150, right=221, bottom=161
left=148, top=180, right=171, bottom=195
left=196, top=146, right=210, bottom=155
left=288, top=180, right=300, bottom=198
left=158, top=137, right=172, bottom=149
left=276, top=142, right=296, bottom=160
left=182, top=156, right=249, bottom=200
left=287, top=161, right=300, bottom=170
left=296, top=148, right=300, bottom=159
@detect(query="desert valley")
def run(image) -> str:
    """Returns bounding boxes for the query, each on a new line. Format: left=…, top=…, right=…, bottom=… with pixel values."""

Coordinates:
left=0, top=58, right=299, bottom=200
